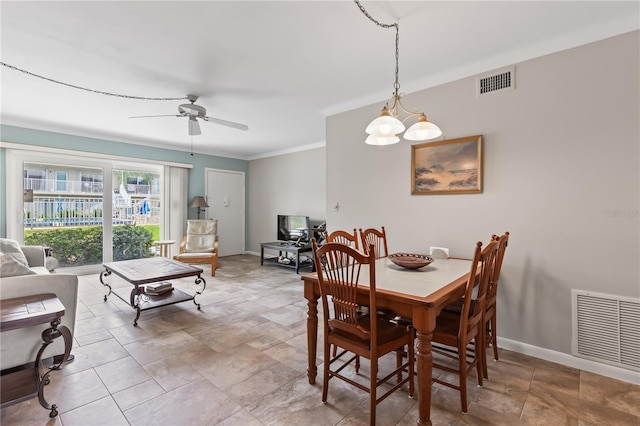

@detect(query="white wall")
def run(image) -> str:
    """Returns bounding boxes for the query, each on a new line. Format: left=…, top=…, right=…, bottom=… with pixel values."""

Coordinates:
left=326, top=31, right=639, bottom=355
left=247, top=147, right=326, bottom=252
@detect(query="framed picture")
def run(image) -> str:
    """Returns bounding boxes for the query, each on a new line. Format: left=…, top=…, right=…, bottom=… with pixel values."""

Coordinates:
left=411, top=135, right=482, bottom=195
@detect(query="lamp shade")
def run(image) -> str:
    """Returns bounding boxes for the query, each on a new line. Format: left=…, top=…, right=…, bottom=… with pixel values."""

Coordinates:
left=365, top=134, right=400, bottom=146
left=403, top=114, right=443, bottom=141
left=365, top=108, right=405, bottom=136
left=189, top=196, right=209, bottom=208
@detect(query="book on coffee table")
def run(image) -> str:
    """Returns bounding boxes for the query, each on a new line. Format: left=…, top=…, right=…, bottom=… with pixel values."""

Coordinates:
left=145, top=281, right=172, bottom=292
left=145, top=287, right=174, bottom=296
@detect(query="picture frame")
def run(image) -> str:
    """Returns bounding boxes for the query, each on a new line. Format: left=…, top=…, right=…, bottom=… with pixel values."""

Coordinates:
left=411, top=135, right=483, bottom=195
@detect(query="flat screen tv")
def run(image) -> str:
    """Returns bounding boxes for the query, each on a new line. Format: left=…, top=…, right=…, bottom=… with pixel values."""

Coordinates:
left=277, top=215, right=311, bottom=243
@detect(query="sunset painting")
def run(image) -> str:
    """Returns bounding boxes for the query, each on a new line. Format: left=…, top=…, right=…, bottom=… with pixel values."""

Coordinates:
left=411, top=135, right=483, bottom=194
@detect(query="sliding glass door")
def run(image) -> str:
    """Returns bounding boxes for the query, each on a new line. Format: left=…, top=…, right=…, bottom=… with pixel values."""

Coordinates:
left=111, top=168, right=161, bottom=261
left=9, top=150, right=165, bottom=273
left=23, top=161, right=106, bottom=268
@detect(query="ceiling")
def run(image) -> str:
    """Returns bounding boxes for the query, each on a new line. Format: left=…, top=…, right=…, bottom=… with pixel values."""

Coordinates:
left=1, top=1, right=637, bottom=160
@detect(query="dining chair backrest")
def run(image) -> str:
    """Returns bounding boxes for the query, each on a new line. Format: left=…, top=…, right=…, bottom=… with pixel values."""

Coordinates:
left=359, top=227, right=388, bottom=259
left=486, top=232, right=509, bottom=317
left=311, top=238, right=414, bottom=425
left=326, top=229, right=359, bottom=251
left=431, top=239, right=499, bottom=413
left=312, top=240, right=377, bottom=343
left=460, top=240, right=499, bottom=340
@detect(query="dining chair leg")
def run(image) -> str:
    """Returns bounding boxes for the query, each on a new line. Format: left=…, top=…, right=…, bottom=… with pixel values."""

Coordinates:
left=408, top=342, right=415, bottom=397
left=491, top=315, right=499, bottom=361
left=370, top=360, right=377, bottom=426
left=322, top=343, right=330, bottom=403
left=475, top=336, right=485, bottom=387
left=395, top=349, right=401, bottom=382
left=459, top=346, right=468, bottom=413
left=481, top=325, right=489, bottom=380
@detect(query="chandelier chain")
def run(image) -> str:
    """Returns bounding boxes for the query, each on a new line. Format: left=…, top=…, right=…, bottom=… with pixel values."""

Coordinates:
left=0, top=62, right=188, bottom=101
left=354, top=0, right=400, bottom=94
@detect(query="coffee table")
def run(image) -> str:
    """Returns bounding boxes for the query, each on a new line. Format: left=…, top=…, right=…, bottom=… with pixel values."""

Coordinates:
left=100, top=257, right=206, bottom=326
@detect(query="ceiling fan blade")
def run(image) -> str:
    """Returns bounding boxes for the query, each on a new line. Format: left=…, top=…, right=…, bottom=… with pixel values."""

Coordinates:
left=129, top=114, right=182, bottom=119
left=188, top=117, right=201, bottom=136
left=203, top=116, right=249, bottom=131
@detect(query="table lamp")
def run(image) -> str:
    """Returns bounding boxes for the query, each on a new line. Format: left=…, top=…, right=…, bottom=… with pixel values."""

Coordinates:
left=189, top=196, right=209, bottom=219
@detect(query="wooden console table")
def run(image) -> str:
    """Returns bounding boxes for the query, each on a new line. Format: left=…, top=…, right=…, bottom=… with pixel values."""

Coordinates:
left=0, top=293, right=72, bottom=418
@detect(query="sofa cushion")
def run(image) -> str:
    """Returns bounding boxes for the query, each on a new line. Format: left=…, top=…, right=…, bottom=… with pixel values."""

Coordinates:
left=0, top=253, right=36, bottom=277
left=0, top=239, right=29, bottom=267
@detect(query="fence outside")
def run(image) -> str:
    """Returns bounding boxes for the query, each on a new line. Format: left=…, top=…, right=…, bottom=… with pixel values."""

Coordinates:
left=24, top=196, right=161, bottom=228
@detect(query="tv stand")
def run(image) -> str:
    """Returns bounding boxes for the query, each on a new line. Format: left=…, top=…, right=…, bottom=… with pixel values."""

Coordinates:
left=260, top=241, right=314, bottom=274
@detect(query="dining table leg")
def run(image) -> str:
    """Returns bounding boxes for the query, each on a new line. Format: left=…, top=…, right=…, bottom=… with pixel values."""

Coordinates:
left=414, top=309, right=436, bottom=426
left=305, top=292, right=319, bottom=384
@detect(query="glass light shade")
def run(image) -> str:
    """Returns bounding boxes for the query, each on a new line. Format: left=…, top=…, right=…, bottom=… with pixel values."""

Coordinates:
left=365, top=134, right=400, bottom=146
left=403, top=115, right=442, bottom=141
left=365, top=114, right=404, bottom=136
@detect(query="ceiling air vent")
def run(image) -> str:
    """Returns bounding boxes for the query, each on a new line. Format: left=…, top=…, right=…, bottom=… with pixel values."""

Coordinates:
left=476, top=67, right=514, bottom=97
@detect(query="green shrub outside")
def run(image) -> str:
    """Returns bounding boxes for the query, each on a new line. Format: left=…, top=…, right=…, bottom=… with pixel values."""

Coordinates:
left=24, top=224, right=156, bottom=267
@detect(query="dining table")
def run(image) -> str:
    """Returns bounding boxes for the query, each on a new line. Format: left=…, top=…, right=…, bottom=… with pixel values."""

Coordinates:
left=302, top=256, right=474, bottom=426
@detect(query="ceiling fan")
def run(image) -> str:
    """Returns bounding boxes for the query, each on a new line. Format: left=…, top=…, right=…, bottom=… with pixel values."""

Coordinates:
left=129, top=95, right=249, bottom=136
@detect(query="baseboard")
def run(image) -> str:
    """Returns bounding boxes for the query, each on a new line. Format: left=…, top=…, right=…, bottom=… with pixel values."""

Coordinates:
left=498, top=337, right=640, bottom=385
left=245, top=251, right=260, bottom=257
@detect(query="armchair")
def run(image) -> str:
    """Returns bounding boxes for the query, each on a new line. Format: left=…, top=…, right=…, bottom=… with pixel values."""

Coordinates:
left=173, top=219, right=219, bottom=276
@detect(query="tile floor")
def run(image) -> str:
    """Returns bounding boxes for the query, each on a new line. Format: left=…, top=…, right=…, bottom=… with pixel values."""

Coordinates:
left=2, top=254, right=639, bottom=425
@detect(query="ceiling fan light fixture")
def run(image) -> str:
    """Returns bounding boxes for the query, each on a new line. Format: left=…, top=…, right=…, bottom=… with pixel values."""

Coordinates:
left=403, top=114, right=442, bottom=141
left=130, top=94, right=248, bottom=136
left=188, top=117, right=201, bottom=136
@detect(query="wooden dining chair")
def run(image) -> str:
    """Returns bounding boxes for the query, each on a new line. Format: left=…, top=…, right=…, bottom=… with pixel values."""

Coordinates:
left=325, top=229, right=359, bottom=250
left=359, top=227, right=389, bottom=259
left=359, top=227, right=397, bottom=322
left=431, top=239, right=499, bottom=413
left=442, top=232, right=510, bottom=379
left=326, top=228, right=360, bottom=357
left=312, top=240, right=414, bottom=426
left=482, top=232, right=509, bottom=374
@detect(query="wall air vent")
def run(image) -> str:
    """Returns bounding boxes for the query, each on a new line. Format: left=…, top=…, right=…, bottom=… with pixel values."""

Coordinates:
left=476, top=67, right=514, bottom=97
left=572, top=290, right=640, bottom=372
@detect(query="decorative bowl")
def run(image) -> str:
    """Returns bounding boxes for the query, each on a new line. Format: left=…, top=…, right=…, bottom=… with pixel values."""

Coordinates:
left=388, top=253, right=434, bottom=270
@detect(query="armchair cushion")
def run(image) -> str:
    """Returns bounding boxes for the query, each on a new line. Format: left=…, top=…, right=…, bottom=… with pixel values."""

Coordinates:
left=184, top=220, right=217, bottom=253
left=0, top=238, right=29, bottom=267
left=0, top=253, right=36, bottom=277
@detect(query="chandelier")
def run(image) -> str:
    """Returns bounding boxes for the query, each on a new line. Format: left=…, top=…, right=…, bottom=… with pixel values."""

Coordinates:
left=355, top=1, right=442, bottom=145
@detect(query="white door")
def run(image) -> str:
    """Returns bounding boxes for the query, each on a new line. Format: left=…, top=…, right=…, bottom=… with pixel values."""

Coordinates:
left=205, top=168, right=245, bottom=256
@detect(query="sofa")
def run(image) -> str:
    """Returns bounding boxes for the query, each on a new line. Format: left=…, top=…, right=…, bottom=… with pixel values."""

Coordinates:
left=0, top=239, right=78, bottom=371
